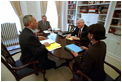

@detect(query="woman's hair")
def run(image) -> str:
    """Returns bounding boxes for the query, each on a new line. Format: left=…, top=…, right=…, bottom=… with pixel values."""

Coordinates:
left=88, top=23, right=106, bottom=40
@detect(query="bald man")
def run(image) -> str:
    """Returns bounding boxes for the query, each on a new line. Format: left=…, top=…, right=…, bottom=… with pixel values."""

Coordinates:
left=66, top=19, right=90, bottom=42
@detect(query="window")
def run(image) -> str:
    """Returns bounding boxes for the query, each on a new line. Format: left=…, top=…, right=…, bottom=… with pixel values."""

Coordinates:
left=46, top=1, right=58, bottom=29
left=0, top=1, right=22, bottom=33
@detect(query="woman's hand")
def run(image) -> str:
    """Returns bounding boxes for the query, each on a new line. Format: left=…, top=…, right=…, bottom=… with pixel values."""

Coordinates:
left=81, top=46, right=88, bottom=50
left=71, top=51, right=79, bottom=57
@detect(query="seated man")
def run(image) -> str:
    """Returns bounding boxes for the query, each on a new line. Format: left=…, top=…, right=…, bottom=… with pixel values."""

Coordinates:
left=66, top=19, right=90, bottom=42
left=37, top=15, right=52, bottom=33
left=19, top=15, right=56, bottom=70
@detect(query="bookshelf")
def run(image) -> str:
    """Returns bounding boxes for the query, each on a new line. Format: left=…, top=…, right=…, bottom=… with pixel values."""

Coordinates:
left=67, top=1, right=77, bottom=25
left=76, top=1, right=111, bottom=27
left=108, top=1, right=121, bottom=35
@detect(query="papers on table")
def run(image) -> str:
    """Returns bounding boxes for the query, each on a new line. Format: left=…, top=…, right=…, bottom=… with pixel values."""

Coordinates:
left=40, top=39, right=61, bottom=51
left=40, top=39, right=55, bottom=44
left=43, top=30, right=51, bottom=33
left=66, top=36, right=74, bottom=41
left=46, top=43, right=61, bottom=51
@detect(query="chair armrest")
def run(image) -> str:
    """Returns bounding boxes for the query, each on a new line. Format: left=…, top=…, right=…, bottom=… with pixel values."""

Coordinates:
left=76, top=70, right=92, bottom=81
left=104, top=61, right=121, bottom=74
left=12, top=61, right=39, bottom=70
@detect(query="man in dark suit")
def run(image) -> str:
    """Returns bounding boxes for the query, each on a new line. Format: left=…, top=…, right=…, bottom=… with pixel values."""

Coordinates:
left=66, top=19, right=90, bottom=42
left=37, top=15, right=52, bottom=33
left=19, top=15, right=56, bottom=70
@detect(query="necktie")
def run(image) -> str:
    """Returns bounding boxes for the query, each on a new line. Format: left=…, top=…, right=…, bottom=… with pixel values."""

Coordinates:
left=44, top=23, right=46, bottom=30
left=78, top=29, right=81, bottom=38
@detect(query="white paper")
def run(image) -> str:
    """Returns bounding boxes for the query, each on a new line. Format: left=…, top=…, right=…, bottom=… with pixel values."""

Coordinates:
left=40, top=39, right=55, bottom=44
left=43, top=30, right=51, bottom=33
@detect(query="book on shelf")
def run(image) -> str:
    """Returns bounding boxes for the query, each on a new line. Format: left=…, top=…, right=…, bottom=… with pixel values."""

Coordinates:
left=65, top=44, right=83, bottom=53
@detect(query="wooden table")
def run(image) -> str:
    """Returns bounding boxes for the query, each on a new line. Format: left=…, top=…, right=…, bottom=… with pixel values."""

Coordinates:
left=43, top=32, right=89, bottom=60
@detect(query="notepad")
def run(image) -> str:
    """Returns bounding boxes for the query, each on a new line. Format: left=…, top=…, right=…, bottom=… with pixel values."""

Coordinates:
left=40, top=39, right=55, bottom=44
left=65, top=44, right=83, bottom=53
left=46, top=42, right=61, bottom=51
left=43, top=30, right=51, bottom=33
left=66, top=36, right=74, bottom=40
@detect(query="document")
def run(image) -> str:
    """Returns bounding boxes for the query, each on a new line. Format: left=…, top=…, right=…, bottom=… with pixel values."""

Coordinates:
left=40, top=39, right=61, bottom=51
left=66, top=36, right=74, bottom=40
left=43, top=30, right=51, bottom=33
left=40, top=39, right=55, bottom=44
left=46, top=42, right=61, bottom=51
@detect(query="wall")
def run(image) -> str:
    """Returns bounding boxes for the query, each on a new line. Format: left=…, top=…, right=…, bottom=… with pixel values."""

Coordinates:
left=60, top=1, right=67, bottom=31
left=20, top=1, right=28, bottom=16
left=20, top=1, right=41, bottom=22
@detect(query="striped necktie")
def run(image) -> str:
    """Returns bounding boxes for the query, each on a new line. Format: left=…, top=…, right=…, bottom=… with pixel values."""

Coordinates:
left=78, top=29, right=81, bottom=38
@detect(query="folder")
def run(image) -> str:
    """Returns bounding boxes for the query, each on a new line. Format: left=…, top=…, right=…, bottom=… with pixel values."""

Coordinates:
left=65, top=44, right=83, bottom=53
left=46, top=42, right=61, bottom=51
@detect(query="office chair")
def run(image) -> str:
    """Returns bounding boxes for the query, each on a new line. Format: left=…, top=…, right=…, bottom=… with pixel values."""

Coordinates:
left=1, top=43, right=47, bottom=81
left=71, top=61, right=121, bottom=81
left=68, top=24, right=76, bottom=32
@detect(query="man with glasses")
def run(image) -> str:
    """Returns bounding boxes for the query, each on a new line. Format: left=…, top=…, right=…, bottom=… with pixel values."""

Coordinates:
left=37, top=15, right=52, bottom=33
left=66, top=19, right=90, bottom=42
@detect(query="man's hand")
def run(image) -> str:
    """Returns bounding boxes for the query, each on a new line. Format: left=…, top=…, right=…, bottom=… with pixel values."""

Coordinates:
left=71, top=51, right=78, bottom=57
left=81, top=46, right=88, bottom=50
left=48, top=29, right=51, bottom=31
left=66, top=34, right=71, bottom=38
left=43, top=42, right=50, bottom=47
left=36, top=30, right=40, bottom=33
left=38, top=36, right=45, bottom=40
left=71, top=37, right=80, bottom=40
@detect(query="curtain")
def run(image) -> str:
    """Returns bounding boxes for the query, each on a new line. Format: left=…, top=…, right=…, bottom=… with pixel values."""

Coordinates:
left=10, top=1, right=24, bottom=29
left=40, top=1, right=47, bottom=17
left=55, top=1, right=61, bottom=28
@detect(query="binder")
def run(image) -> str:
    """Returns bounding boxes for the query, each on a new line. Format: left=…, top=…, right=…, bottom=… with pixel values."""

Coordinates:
left=65, top=44, right=83, bottom=53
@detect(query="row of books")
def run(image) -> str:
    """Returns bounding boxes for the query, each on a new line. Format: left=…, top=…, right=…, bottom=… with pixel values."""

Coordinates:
left=68, top=5, right=76, bottom=9
left=68, top=10, right=76, bottom=15
left=69, top=1, right=77, bottom=4
left=68, top=15, right=75, bottom=20
left=68, top=20, right=75, bottom=24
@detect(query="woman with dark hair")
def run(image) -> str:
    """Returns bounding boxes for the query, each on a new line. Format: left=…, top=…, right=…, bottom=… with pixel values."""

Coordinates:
left=69, top=23, right=107, bottom=81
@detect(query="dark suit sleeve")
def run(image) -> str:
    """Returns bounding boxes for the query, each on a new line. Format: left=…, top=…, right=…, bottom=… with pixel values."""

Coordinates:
left=37, top=21, right=40, bottom=30
left=75, top=52, right=94, bottom=74
left=79, top=25, right=90, bottom=42
left=27, top=36, right=47, bottom=58
left=48, top=21, right=52, bottom=30
left=79, top=29, right=89, bottom=42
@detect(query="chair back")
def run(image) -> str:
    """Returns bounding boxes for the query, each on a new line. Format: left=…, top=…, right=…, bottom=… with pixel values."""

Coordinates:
left=1, top=42, right=15, bottom=67
left=68, top=24, right=76, bottom=32
left=1, top=23, right=19, bottom=47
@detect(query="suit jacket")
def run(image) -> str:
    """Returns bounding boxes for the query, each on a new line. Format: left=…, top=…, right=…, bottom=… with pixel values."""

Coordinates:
left=74, top=41, right=106, bottom=81
left=71, top=25, right=90, bottom=42
left=19, top=27, right=48, bottom=67
left=37, top=20, right=52, bottom=32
